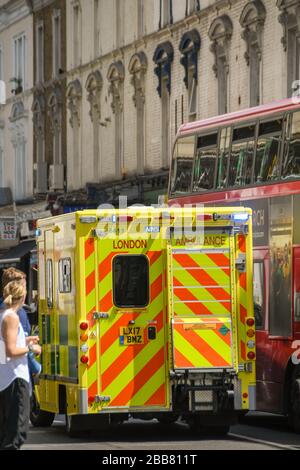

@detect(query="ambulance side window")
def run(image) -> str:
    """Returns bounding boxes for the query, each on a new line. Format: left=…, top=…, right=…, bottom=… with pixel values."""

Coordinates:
left=46, top=259, right=53, bottom=308
left=113, top=255, right=149, bottom=308
left=58, top=258, right=71, bottom=293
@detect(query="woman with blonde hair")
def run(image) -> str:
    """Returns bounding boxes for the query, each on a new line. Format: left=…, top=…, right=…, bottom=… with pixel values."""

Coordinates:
left=0, top=281, right=41, bottom=450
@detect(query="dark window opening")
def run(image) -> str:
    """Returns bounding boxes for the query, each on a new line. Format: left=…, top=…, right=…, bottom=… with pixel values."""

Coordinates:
left=253, top=261, right=265, bottom=329
left=282, top=112, right=300, bottom=180
left=228, top=124, right=255, bottom=187
left=170, top=135, right=195, bottom=195
left=58, top=258, right=71, bottom=293
left=113, top=255, right=149, bottom=308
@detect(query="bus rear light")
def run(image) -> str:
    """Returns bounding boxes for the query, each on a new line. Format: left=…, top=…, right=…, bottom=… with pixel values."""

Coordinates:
left=242, top=393, right=248, bottom=399
left=80, top=333, right=88, bottom=342
left=80, top=322, right=89, bottom=331
left=80, top=355, right=89, bottom=364
left=247, top=351, right=256, bottom=360
left=247, top=329, right=255, bottom=338
left=246, top=318, right=255, bottom=327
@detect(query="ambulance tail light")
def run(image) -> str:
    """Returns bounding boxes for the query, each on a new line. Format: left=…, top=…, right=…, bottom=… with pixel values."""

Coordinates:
left=80, top=355, right=89, bottom=364
left=80, top=322, right=89, bottom=331
left=247, top=329, right=255, bottom=338
left=247, top=351, right=256, bottom=360
left=246, top=318, right=255, bottom=327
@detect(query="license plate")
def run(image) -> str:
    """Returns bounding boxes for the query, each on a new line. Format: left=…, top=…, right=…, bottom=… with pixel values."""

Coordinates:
left=120, top=327, right=144, bottom=345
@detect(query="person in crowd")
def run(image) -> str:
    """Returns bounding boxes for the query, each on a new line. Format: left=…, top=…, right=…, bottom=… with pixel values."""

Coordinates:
left=1, top=268, right=41, bottom=377
left=0, top=280, right=41, bottom=450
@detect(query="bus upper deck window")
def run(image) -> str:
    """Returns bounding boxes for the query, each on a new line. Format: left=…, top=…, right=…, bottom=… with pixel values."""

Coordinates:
left=193, top=133, right=218, bottom=192
left=217, top=127, right=231, bottom=189
left=282, top=112, right=300, bottom=180
left=228, top=124, right=255, bottom=188
left=255, top=119, right=283, bottom=184
left=170, top=135, right=195, bottom=195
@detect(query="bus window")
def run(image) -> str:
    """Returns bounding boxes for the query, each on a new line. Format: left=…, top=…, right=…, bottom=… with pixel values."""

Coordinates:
left=228, top=124, right=255, bottom=187
left=253, top=261, right=265, bottom=329
left=217, top=127, right=231, bottom=189
left=255, top=119, right=283, bottom=183
left=170, top=135, right=195, bottom=195
left=282, top=112, right=300, bottom=180
left=193, top=133, right=218, bottom=192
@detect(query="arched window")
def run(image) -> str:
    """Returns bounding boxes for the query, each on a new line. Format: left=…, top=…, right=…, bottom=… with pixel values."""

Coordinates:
left=240, top=1, right=266, bottom=107
left=129, top=52, right=148, bottom=174
left=208, top=15, right=233, bottom=115
left=153, top=42, right=174, bottom=168
left=277, top=0, right=300, bottom=96
left=107, top=62, right=125, bottom=179
left=179, top=30, right=201, bottom=121
left=67, top=80, right=82, bottom=189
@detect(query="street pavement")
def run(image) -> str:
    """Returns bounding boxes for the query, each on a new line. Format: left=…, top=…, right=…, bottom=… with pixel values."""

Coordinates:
left=22, top=412, right=300, bottom=451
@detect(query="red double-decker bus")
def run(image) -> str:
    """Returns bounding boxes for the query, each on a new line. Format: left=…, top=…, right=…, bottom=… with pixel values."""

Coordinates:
left=168, top=97, right=300, bottom=432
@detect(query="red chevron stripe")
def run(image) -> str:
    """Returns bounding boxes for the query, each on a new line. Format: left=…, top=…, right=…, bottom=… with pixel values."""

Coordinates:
left=88, top=379, right=97, bottom=400
left=109, top=347, right=165, bottom=407
left=241, top=340, right=246, bottom=361
left=87, top=306, right=96, bottom=328
left=145, top=383, right=166, bottom=406
left=173, top=278, right=213, bottom=315
left=239, top=272, right=247, bottom=290
left=175, top=324, right=231, bottom=367
left=98, top=251, right=127, bottom=282
left=151, top=274, right=163, bottom=302
left=86, top=271, right=95, bottom=296
left=100, top=290, right=113, bottom=312
left=88, top=343, right=97, bottom=368
left=238, top=235, right=246, bottom=253
left=102, top=311, right=164, bottom=390
left=240, top=304, right=247, bottom=324
left=174, top=347, right=195, bottom=368
left=148, top=251, right=162, bottom=266
left=85, top=238, right=95, bottom=260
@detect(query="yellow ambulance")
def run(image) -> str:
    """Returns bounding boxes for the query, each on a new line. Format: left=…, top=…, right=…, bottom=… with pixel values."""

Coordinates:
left=31, top=206, right=256, bottom=436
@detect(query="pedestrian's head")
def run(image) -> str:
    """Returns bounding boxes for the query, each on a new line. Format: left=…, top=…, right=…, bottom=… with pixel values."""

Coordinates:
left=3, top=280, right=27, bottom=309
left=2, top=267, right=26, bottom=292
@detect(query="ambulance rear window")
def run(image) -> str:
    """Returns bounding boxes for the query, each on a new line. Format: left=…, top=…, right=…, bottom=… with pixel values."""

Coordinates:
left=113, top=255, right=149, bottom=308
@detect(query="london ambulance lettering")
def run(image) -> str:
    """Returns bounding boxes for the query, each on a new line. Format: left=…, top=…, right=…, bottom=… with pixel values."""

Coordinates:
left=113, top=240, right=148, bottom=250
left=170, top=234, right=233, bottom=369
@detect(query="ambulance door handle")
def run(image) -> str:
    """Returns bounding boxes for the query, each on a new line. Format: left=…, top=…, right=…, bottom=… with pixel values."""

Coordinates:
left=93, top=312, right=109, bottom=320
left=148, top=326, right=157, bottom=340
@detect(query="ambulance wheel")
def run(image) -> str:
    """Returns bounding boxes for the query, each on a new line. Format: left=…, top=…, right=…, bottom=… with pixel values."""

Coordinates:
left=30, top=391, right=55, bottom=427
left=288, top=366, right=300, bottom=433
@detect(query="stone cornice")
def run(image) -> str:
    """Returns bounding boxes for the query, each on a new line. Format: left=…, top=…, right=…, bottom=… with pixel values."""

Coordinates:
left=31, top=0, right=55, bottom=12
left=0, top=0, right=32, bottom=32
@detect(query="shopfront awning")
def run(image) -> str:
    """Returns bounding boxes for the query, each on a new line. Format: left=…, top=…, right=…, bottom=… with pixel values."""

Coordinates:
left=0, top=240, right=36, bottom=266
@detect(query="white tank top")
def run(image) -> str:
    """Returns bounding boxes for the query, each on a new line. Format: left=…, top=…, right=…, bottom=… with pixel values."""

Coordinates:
left=0, top=309, right=30, bottom=391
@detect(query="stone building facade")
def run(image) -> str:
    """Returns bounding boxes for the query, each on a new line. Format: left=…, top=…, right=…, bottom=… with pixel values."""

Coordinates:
left=0, top=0, right=34, bottom=202
left=32, top=0, right=67, bottom=193
left=65, top=0, right=300, bottom=199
